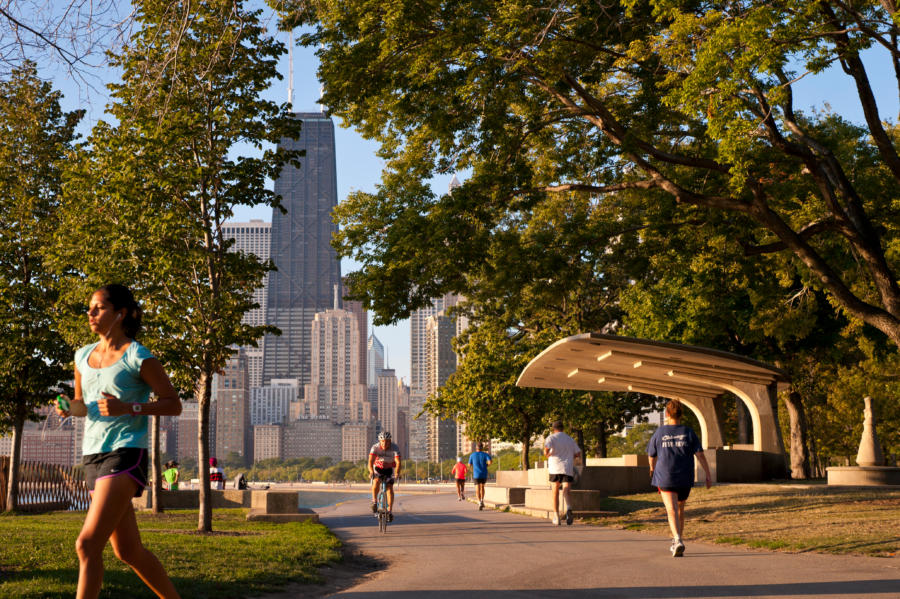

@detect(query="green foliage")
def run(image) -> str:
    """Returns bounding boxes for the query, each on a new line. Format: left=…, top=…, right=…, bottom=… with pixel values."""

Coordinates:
left=46, top=0, right=301, bottom=528
left=607, top=423, right=659, bottom=458
left=289, top=0, right=900, bottom=354
left=427, top=322, right=558, bottom=469
left=0, top=62, right=81, bottom=499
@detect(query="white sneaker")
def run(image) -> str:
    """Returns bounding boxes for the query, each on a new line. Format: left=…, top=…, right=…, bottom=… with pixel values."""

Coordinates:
left=671, top=539, right=685, bottom=557
left=551, top=512, right=560, bottom=525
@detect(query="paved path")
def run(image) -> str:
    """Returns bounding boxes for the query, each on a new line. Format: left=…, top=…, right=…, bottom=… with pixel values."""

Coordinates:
left=313, top=491, right=900, bottom=598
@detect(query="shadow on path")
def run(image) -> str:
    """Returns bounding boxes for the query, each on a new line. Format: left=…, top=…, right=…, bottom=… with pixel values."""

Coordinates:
left=335, top=579, right=900, bottom=598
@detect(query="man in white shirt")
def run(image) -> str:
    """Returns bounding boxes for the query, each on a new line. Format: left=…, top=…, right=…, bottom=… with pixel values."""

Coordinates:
left=543, top=420, right=582, bottom=525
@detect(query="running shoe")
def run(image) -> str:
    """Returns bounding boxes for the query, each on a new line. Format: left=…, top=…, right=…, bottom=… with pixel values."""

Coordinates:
left=565, top=508, right=574, bottom=525
left=551, top=512, right=560, bottom=525
left=387, top=511, right=394, bottom=522
left=371, top=502, right=377, bottom=514
left=671, top=540, right=685, bottom=557
left=479, top=501, right=484, bottom=510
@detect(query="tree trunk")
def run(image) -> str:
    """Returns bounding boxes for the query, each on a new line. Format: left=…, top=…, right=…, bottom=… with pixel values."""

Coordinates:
left=197, top=370, right=213, bottom=532
left=151, top=414, right=162, bottom=514
left=782, top=390, right=811, bottom=479
left=575, top=428, right=586, bottom=461
left=520, top=428, right=531, bottom=471
left=593, top=423, right=608, bottom=458
left=5, top=399, right=26, bottom=512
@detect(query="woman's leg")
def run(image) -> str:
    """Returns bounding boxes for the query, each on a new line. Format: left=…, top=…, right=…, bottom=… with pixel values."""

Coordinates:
left=675, top=499, right=687, bottom=539
left=75, top=475, right=140, bottom=599
left=659, top=491, right=681, bottom=541
left=109, top=501, right=180, bottom=598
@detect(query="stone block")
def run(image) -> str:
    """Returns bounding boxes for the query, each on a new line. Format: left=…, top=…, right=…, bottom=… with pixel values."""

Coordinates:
left=483, top=485, right=526, bottom=506
left=251, top=490, right=299, bottom=514
left=495, top=470, right=529, bottom=488
left=827, top=466, right=900, bottom=486
left=525, top=488, right=609, bottom=512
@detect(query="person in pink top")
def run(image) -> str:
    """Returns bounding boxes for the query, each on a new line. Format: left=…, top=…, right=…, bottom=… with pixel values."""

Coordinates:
left=451, top=457, right=468, bottom=501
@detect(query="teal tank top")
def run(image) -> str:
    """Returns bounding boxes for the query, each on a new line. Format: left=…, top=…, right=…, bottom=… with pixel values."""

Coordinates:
left=76, top=340, right=155, bottom=455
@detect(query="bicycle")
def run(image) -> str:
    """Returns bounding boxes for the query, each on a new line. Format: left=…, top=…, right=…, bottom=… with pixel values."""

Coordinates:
left=374, top=474, right=393, bottom=533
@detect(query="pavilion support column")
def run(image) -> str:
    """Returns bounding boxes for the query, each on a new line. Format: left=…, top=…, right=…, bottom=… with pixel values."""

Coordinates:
left=681, top=397, right=725, bottom=450
left=729, top=381, right=785, bottom=455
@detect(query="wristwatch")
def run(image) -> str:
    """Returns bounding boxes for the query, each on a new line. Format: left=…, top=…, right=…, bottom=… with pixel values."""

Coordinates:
left=131, top=403, right=143, bottom=415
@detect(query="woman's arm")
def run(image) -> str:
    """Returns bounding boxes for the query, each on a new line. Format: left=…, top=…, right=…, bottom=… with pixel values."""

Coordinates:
left=56, top=367, right=88, bottom=417
left=695, top=451, right=712, bottom=488
left=96, top=358, right=182, bottom=417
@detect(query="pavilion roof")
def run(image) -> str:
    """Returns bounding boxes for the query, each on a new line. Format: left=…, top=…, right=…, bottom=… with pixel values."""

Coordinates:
left=516, top=333, right=790, bottom=400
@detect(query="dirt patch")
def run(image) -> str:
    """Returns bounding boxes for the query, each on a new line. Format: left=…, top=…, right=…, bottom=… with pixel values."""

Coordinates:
left=251, top=545, right=386, bottom=598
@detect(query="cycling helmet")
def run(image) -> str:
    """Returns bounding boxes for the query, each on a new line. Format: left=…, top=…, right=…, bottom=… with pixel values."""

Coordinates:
left=378, top=431, right=392, bottom=441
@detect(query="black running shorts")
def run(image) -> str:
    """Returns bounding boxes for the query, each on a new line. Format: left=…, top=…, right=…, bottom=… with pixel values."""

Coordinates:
left=658, top=486, right=692, bottom=502
left=549, top=473, right=574, bottom=483
left=83, top=447, right=148, bottom=497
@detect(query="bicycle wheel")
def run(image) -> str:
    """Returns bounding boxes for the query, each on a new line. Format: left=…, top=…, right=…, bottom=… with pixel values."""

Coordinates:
left=378, top=510, right=387, bottom=533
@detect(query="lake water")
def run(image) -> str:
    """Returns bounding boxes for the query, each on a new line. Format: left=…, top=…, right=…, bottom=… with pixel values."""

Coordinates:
left=297, top=490, right=368, bottom=509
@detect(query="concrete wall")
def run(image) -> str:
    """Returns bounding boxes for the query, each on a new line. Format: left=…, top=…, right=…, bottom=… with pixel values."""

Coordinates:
left=133, top=489, right=253, bottom=510
left=702, top=448, right=788, bottom=483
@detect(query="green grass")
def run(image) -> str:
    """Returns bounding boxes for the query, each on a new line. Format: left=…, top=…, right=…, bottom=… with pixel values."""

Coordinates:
left=0, top=509, right=342, bottom=598
left=588, top=483, right=900, bottom=557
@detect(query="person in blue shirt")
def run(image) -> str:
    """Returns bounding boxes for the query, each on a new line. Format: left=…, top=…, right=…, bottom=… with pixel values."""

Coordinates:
left=56, top=284, right=182, bottom=598
left=467, top=443, right=492, bottom=510
left=647, top=399, right=712, bottom=558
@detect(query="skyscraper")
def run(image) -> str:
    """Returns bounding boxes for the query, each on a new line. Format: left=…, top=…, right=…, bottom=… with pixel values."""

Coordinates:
left=425, top=313, right=460, bottom=462
left=215, top=349, right=252, bottom=464
left=367, top=334, right=385, bottom=387
left=223, top=219, right=271, bottom=389
left=263, top=113, right=342, bottom=387
left=408, top=293, right=461, bottom=460
left=300, top=289, right=369, bottom=423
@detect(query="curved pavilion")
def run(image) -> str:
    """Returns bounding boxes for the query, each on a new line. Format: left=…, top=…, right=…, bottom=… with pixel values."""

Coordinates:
left=516, top=333, right=790, bottom=454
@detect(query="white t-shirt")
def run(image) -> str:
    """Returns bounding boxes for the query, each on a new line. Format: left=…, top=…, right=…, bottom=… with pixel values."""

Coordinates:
left=544, top=431, right=580, bottom=476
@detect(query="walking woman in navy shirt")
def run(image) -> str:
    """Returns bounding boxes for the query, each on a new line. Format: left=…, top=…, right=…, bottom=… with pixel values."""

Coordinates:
left=647, top=399, right=712, bottom=557
left=56, top=284, right=182, bottom=598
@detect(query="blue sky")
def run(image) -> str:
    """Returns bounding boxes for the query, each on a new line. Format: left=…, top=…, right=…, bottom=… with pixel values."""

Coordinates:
left=47, top=13, right=899, bottom=385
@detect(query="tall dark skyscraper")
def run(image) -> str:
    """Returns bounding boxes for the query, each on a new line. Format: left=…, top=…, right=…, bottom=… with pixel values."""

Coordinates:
left=263, top=112, right=342, bottom=387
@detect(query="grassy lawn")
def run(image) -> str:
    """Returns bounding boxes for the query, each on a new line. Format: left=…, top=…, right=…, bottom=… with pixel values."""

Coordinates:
left=590, top=483, right=900, bottom=557
left=0, top=508, right=342, bottom=598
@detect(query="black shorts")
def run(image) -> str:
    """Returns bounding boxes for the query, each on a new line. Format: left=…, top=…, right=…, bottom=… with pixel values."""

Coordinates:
left=373, top=467, right=394, bottom=483
left=658, top=486, right=692, bottom=502
left=473, top=477, right=487, bottom=485
left=84, top=447, right=148, bottom=497
left=549, top=473, right=574, bottom=483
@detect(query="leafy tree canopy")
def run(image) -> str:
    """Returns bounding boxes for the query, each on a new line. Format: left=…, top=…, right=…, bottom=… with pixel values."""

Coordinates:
left=288, top=0, right=900, bottom=353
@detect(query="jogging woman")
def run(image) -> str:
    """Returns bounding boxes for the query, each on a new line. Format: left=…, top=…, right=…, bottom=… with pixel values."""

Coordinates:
left=647, top=399, right=712, bottom=557
left=56, top=284, right=182, bottom=598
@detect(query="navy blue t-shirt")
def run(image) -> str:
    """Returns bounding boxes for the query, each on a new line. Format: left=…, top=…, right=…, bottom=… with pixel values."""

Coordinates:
left=646, top=424, right=703, bottom=488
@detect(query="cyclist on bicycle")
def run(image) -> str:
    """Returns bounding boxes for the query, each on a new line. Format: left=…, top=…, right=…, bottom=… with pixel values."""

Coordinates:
left=369, top=431, right=402, bottom=521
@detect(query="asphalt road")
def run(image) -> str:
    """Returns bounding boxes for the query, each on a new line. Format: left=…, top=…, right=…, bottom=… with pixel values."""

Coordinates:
left=313, top=491, right=900, bottom=599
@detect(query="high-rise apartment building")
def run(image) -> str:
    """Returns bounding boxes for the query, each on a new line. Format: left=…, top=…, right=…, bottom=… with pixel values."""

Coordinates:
left=177, top=402, right=199, bottom=460
left=0, top=408, right=78, bottom=468
left=263, top=113, right=342, bottom=386
left=425, top=313, right=460, bottom=462
left=223, top=220, right=271, bottom=389
left=376, top=368, right=399, bottom=440
left=250, top=379, right=298, bottom=426
left=253, top=424, right=283, bottom=462
left=408, top=293, right=461, bottom=460
left=342, top=277, right=367, bottom=387
left=214, top=350, right=251, bottom=464
left=282, top=419, right=342, bottom=461
left=300, top=291, right=369, bottom=423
